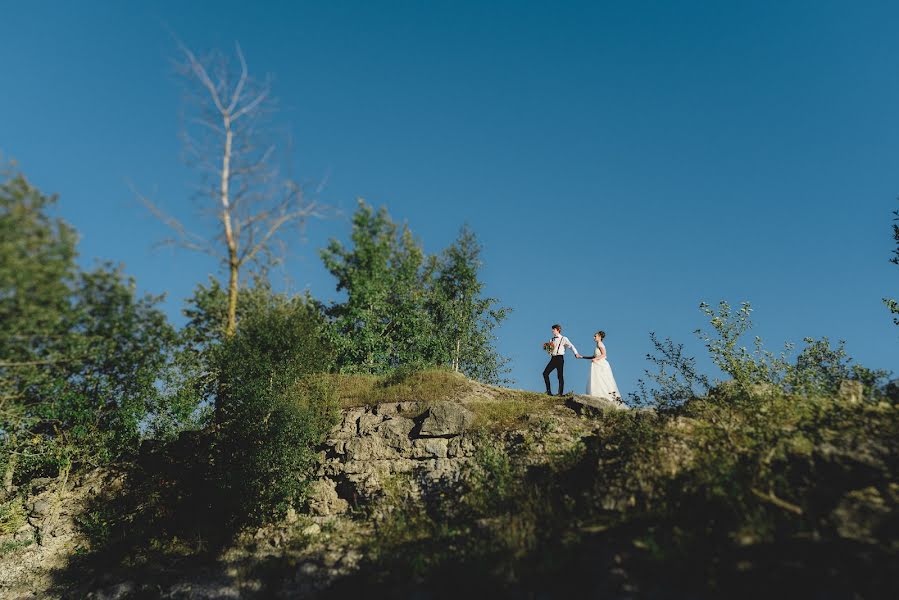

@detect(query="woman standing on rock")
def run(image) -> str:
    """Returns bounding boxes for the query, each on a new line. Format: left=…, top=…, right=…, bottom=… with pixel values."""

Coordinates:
left=583, top=331, right=624, bottom=405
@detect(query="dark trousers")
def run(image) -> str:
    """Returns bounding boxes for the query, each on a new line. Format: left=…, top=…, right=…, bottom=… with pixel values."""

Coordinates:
left=543, top=355, right=564, bottom=394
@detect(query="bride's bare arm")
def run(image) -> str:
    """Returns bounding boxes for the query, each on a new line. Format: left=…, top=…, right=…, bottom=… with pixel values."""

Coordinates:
left=592, top=343, right=607, bottom=362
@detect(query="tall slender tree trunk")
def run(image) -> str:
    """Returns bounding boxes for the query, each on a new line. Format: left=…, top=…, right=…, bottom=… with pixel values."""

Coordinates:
left=220, top=117, right=239, bottom=338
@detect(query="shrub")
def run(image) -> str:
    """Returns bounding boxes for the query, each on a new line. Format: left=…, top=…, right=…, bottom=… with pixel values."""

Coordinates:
left=213, top=290, right=337, bottom=524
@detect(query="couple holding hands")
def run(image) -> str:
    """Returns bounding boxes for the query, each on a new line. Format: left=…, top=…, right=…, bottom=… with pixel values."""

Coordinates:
left=542, top=324, right=624, bottom=405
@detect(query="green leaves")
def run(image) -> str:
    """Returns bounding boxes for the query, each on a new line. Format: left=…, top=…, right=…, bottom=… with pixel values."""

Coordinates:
left=885, top=202, right=899, bottom=326
left=430, top=224, right=510, bottom=384
left=320, top=201, right=510, bottom=383
left=211, top=288, right=336, bottom=523
left=1, top=167, right=176, bottom=484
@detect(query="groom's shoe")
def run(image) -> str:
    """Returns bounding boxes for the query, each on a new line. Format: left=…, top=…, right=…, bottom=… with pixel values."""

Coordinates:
left=545, top=390, right=553, bottom=396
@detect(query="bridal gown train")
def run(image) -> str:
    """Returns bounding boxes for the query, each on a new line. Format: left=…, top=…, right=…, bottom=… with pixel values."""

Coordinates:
left=586, top=343, right=623, bottom=404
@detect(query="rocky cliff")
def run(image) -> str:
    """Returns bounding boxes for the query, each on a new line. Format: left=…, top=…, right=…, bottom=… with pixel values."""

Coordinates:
left=2, top=376, right=895, bottom=599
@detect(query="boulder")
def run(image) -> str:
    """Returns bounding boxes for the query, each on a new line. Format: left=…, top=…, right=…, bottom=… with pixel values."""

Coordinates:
left=418, top=402, right=474, bottom=437
left=411, top=438, right=449, bottom=459
left=29, top=498, right=52, bottom=517
left=375, top=417, right=415, bottom=450
left=306, top=478, right=348, bottom=516
left=343, top=437, right=398, bottom=461
left=356, top=412, right=384, bottom=435
left=566, top=395, right=626, bottom=417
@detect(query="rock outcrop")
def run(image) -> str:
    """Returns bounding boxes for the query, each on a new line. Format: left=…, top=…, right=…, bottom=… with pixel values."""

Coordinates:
left=310, top=401, right=478, bottom=515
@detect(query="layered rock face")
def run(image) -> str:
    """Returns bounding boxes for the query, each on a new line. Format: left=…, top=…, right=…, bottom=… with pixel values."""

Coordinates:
left=310, top=401, right=477, bottom=516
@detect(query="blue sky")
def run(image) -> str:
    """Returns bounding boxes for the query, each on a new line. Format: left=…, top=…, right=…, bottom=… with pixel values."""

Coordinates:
left=2, top=0, right=897, bottom=393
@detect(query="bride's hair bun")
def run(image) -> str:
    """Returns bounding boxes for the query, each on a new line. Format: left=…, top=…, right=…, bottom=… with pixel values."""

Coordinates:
left=596, top=330, right=606, bottom=340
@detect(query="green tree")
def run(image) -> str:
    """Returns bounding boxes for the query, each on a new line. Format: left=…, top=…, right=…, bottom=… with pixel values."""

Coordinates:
left=320, top=200, right=438, bottom=374
left=0, top=168, right=78, bottom=492
left=211, top=286, right=336, bottom=522
left=885, top=202, right=899, bottom=326
left=430, top=226, right=510, bottom=384
left=0, top=167, right=175, bottom=490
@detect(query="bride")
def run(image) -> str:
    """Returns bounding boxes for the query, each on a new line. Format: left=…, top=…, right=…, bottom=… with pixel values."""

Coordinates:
left=585, top=330, right=625, bottom=405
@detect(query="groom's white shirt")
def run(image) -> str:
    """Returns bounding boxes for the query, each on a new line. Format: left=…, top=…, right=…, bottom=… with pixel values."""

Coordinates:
left=552, top=335, right=578, bottom=356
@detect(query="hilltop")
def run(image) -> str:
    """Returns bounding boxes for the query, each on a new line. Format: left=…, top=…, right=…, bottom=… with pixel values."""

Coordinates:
left=1, top=370, right=896, bottom=598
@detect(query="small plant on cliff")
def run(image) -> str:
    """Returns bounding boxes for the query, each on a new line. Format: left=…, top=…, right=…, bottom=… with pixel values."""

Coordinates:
left=885, top=201, right=899, bottom=326
left=633, top=300, right=888, bottom=408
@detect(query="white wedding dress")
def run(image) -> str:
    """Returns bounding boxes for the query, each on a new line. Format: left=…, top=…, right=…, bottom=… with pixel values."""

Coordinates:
left=586, top=342, right=624, bottom=405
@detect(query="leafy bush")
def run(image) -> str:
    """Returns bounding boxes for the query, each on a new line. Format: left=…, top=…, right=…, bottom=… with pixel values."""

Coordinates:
left=1, top=169, right=177, bottom=484
left=633, top=300, right=889, bottom=409
left=884, top=201, right=898, bottom=326
left=0, top=497, right=26, bottom=535
left=212, top=289, right=338, bottom=523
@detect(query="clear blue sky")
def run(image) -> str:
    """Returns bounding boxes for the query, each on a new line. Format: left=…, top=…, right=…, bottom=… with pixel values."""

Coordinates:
left=2, top=0, right=897, bottom=393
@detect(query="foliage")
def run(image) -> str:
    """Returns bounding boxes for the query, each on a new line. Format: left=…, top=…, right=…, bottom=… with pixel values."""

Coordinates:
left=0, top=496, right=26, bottom=535
left=633, top=300, right=889, bottom=409
left=320, top=201, right=509, bottom=383
left=212, top=289, right=338, bottom=523
left=630, top=333, right=711, bottom=409
left=696, top=300, right=790, bottom=390
left=885, top=201, right=899, bottom=326
left=428, top=225, right=511, bottom=384
left=341, top=389, right=898, bottom=598
left=465, top=434, right=518, bottom=513
left=320, top=201, right=431, bottom=374
left=1, top=168, right=176, bottom=485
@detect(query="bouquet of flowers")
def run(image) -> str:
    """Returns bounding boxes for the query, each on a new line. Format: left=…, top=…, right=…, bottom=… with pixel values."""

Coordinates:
left=542, top=341, right=555, bottom=355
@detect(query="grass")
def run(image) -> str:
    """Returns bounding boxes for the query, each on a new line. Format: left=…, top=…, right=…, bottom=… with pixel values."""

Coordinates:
left=326, top=368, right=476, bottom=408
left=0, top=497, right=26, bottom=536
left=315, top=368, right=568, bottom=432
left=320, top=367, right=567, bottom=432
left=467, top=389, right=565, bottom=431
left=0, top=539, right=32, bottom=556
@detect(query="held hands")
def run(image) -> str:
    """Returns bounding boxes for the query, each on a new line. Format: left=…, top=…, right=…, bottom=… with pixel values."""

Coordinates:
left=575, top=353, right=581, bottom=359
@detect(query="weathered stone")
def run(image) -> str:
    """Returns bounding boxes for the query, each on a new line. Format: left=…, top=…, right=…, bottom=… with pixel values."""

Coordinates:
left=356, top=412, right=384, bottom=435
left=302, top=523, right=321, bottom=536
left=566, top=395, right=626, bottom=417
left=343, top=436, right=398, bottom=461
left=306, top=479, right=348, bottom=516
left=376, top=417, right=416, bottom=449
left=14, top=525, right=34, bottom=542
left=29, top=499, right=52, bottom=517
left=335, top=408, right=366, bottom=437
left=447, top=436, right=464, bottom=458
left=838, top=380, right=864, bottom=405
left=418, top=402, right=474, bottom=437
left=411, top=438, right=449, bottom=459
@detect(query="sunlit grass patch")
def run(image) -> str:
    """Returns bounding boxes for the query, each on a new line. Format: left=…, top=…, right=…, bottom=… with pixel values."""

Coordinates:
left=328, top=368, right=474, bottom=408
left=468, top=389, right=563, bottom=431
left=0, top=497, right=26, bottom=536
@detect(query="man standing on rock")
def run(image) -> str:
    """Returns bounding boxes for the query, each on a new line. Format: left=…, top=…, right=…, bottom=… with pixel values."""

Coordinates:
left=543, top=324, right=580, bottom=396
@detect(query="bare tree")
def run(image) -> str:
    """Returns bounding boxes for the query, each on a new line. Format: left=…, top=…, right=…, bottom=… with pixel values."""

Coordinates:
left=141, top=41, right=324, bottom=336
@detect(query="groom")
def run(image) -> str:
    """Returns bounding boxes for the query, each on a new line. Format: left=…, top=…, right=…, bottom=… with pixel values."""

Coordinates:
left=543, top=324, right=580, bottom=396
